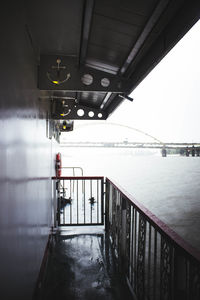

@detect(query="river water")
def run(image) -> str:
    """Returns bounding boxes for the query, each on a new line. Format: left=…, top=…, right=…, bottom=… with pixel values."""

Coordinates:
left=62, top=148, right=200, bottom=250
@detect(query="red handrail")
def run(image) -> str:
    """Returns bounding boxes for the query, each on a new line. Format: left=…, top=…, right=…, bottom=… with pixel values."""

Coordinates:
left=106, top=177, right=200, bottom=263
left=52, top=176, right=104, bottom=180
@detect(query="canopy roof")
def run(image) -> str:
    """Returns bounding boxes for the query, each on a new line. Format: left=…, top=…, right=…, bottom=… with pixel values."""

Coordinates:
left=27, top=0, right=200, bottom=120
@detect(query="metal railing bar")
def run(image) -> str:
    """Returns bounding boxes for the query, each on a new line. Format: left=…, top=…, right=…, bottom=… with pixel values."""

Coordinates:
left=134, top=209, right=137, bottom=290
left=127, top=205, right=132, bottom=282
left=127, top=201, right=131, bottom=281
left=97, top=180, right=99, bottom=223
left=70, top=179, right=72, bottom=224
left=153, top=229, right=157, bottom=299
left=58, top=223, right=104, bottom=226
left=52, top=176, right=104, bottom=180
left=84, top=180, right=86, bottom=224
left=57, top=202, right=60, bottom=226
left=130, top=206, right=134, bottom=286
left=77, top=180, right=79, bottom=223
left=61, top=166, right=84, bottom=176
left=62, top=179, right=65, bottom=225
left=101, top=179, right=104, bottom=225
left=90, top=180, right=92, bottom=223
left=148, top=223, right=152, bottom=294
left=186, top=261, right=190, bottom=300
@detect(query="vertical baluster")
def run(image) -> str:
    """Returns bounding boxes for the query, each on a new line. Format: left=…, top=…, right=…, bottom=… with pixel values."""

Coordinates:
left=134, top=210, right=137, bottom=292
left=105, top=179, right=110, bottom=231
left=77, top=179, right=79, bottom=224
left=62, top=179, right=65, bottom=225
left=161, top=236, right=175, bottom=300
left=57, top=180, right=60, bottom=226
left=111, top=186, right=116, bottom=248
left=128, top=205, right=133, bottom=282
left=137, top=214, right=146, bottom=299
left=90, top=179, right=92, bottom=223
left=153, top=230, right=157, bottom=299
left=59, top=180, right=60, bottom=225
left=126, top=201, right=131, bottom=279
left=81, top=177, right=84, bottom=220
left=84, top=179, right=85, bottom=224
left=186, top=260, right=190, bottom=300
left=97, top=179, right=99, bottom=223
left=130, top=206, right=134, bottom=286
left=70, top=179, right=72, bottom=224
left=148, top=223, right=152, bottom=298
left=101, top=179, right=104, bottom=225
left=117, top=191, right=121, bottom=256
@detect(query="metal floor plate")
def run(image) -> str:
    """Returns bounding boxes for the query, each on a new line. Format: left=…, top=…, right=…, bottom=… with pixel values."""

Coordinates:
left=37, top=230, right=133, bottom=300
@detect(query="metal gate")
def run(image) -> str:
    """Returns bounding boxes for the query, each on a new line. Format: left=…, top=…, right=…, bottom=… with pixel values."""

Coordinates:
left=55, top=176, right=104, bottom=226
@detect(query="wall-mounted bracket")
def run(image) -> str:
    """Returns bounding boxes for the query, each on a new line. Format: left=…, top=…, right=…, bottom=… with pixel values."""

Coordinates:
left=59, top=120, right=74, bottom=132
left=119, top=94, right=134, bottom=102
left=51, top=99, right=108, bottom=120
left=38, top=55, right=129, bottom=93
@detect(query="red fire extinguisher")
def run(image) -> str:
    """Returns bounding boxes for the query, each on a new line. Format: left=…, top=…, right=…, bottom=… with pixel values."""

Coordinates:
left=56, top=153, right=62, bottom=177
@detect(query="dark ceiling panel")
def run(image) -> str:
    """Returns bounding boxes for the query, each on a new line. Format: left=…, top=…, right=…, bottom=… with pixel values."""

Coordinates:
left=95, top=0, right=159, bottom=20
left=92, top=14, right=142, bottom=40
left=85, top=59, right=119, bottom=74
left=86, top=0, right=158, bottom=74
left=86, top=44, right=126, bottom=72
left=79, top=0, right=95, bottom=66
left=27, top=0, right=84, bottom=56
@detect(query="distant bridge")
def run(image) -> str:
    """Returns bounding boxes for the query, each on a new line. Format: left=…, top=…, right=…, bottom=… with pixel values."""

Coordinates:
left=61, top=122, right=200, bottom=155
left=74, top=122, right=163, bottom=144
left=61, top=141, right=200, bottom=149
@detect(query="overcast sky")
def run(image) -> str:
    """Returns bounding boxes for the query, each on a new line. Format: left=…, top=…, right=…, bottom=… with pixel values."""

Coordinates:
left=62, top=20, right=200, bottom=143
left=109, top=19, right=200, bottom=142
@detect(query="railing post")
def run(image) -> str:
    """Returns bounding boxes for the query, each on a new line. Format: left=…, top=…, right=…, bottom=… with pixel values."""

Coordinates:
left=121, top=197, right=127, bottom=261
left=101, top=178, right=104, bottom=225
left=105, top=179, right=110, bottom=233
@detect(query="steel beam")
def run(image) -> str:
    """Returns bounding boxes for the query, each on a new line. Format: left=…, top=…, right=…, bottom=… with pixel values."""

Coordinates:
left=121, top=0, right=200, bottom=89
left=79, top=0, right=94, bottom=66
left=119, top=0, right=170, bottom=76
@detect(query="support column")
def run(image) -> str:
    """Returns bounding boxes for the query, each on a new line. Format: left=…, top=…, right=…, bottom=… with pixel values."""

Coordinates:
left=162, top=147, right=167, bottom=157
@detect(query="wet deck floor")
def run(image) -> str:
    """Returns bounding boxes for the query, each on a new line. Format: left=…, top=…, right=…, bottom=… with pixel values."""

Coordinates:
left=37, top=228, right=133, bottom=300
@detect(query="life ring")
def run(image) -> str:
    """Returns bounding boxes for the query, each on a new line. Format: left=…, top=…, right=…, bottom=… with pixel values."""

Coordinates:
left=56, top=153, right=62, bottom=177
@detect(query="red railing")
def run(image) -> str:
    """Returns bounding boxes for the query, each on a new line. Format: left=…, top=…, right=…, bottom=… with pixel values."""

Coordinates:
left=105, top=178, right=200, bottom=300
left=52, top=176, right=104, bottom=226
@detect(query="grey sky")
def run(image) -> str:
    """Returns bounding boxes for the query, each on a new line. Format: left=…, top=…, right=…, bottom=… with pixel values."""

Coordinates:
left=110, top=20, right=200, bottom=142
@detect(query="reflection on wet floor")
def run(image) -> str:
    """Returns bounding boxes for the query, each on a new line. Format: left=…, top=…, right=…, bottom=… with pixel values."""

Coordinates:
left=37, top=229, right=133, bottom=300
